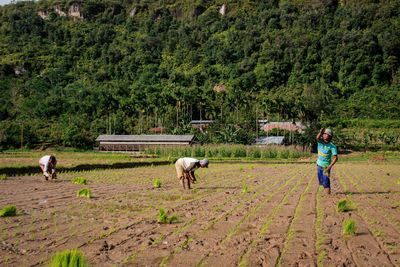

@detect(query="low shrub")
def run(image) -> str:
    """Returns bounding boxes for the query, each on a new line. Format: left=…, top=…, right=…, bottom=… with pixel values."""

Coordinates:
left=192, top=146, right=205, bottom=157
left=342, top=219, right=356, bottom=235
left=158, top=208, right=178, bottom=224
left=248, top=148, right=261, bottom=158
left=290, top=150, right=302, bottom=159
left=219, top=147, right=232, bottom=158
left=0, top=205, right=17, bottom=217
left=279, top=149, right=290, bottom=159
left=76, top=188, right=92, bottom=198
left=0, top=174, right=7, bottom=180
left=153, top=179, right=162, bottom=188
left=48, top=249, right=88, bottom=267
left=72, top=177, right=87, bottom=185
left=233, top=147, right=247, bottom=158
left=263, top=149, right=278, bottom=159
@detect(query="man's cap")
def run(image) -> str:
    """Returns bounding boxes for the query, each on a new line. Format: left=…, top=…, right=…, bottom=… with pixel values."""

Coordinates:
left=324, top=129, right=333, bottom=136
left=200, top=158, right=209, bottom=168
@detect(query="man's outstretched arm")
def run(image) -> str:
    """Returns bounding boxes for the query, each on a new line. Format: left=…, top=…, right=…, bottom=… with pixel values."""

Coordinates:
left=317, top=128, right=324, bottom=142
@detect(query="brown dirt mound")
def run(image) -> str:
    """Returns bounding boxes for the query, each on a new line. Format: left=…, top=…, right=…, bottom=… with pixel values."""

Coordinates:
left=369, top=154, right=387, bottom=162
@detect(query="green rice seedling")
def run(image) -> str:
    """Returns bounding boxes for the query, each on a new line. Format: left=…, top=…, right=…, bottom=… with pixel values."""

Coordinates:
left=13, top=239, right=20, bottom=247
left=48, top=249, right=88, bottom=267
left=31, top=233, right=37, bottom=240
left=397, top=178, right=400, bottom=184
left=242, top=184, right=248, bottom=194
left=342, top=219, right=356, bottom=235
left=77, top=188, right=92, bottom=198
left=72, top=177, right=87, bottom=185
left=157, top=209, right=179, bottom=224
left=153, top=179, right=162, bottom=188
left=158, top=209, right=167, bottom=223
left=337, top=199, right=351, bottom=212
left=0, top=174, right=7, bottom=180
left=0, top=205, right=17, bottom=217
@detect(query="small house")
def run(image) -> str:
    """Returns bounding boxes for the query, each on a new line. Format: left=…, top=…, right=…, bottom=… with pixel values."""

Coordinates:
left=254, top=136, right=285, bottom=145
left=95, top=135, right=195, bottom=152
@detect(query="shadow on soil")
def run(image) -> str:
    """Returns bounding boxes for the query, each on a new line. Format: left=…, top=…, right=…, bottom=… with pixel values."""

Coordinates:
left=196, top=186, right=241, bottom=190
left=336, top=191, right=400, bottom=195
left=0, top=161, right=172, bottom=176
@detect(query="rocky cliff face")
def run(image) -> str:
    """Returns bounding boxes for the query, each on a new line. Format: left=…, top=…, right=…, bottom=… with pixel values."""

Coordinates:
left=37, top=3, right=84, bottom=20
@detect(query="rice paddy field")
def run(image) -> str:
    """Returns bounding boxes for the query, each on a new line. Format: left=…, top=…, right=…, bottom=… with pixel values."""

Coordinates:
left=1, top=161, right=400, bottom=266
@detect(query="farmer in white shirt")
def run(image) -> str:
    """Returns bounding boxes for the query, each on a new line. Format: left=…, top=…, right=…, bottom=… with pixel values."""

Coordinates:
left=175, top=157, right=209, bottom=189
left=39, top=155, right=57, bottom=181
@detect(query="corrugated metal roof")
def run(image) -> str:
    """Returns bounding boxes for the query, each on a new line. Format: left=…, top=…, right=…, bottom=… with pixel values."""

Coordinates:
left=96, top=135, right=195, bottom=142
left=190, top=120, right=215, bottom=125
left=254, top=136, right=285, bottom=145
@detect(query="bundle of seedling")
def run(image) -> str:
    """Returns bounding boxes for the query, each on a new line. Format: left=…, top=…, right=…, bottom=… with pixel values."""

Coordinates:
left=48, top=249, right=88, bottom=267
left=336, top=199, right=354, bottom=212
left=342, top=219, right=356, bottom=235
left=153, top=179, right=162, bottom=188
left=77, top=188, right=92, bottom=198
left=242, top=184, right=249, bottom=194
left=72, top=177, right=87, bottom=185
left=0, top=174, right=7, bottom=180
left=0, top=205, right=17, bottom=217
left=158, top=209, right=178, bottom=224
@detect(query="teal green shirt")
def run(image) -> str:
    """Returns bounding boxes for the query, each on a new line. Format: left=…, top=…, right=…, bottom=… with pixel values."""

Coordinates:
left=317, top=140, right=337, bottom=167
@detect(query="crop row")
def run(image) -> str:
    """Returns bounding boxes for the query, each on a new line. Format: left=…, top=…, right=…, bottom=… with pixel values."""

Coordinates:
left=336, top=165, right=400, bottom=264
left=158, top=165, right=311, bottom=266
left=121, top=165, right=279, bottom=264
left=236, top=168, right=314, bottom=266
left=275, top=172, right=316, bottom=266
left=158, top=165, right=314, bottom=266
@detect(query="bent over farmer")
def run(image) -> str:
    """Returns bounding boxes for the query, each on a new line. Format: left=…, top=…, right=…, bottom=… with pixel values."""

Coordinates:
left=175, top=157, right=209, bottom=189
left=39, top=155, right=57, bottom=181
left=316, top=128, right=338, bottom=194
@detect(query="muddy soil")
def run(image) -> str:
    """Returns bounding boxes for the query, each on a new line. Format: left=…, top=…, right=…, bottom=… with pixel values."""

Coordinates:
left=1, top=163, right=400, bottom=266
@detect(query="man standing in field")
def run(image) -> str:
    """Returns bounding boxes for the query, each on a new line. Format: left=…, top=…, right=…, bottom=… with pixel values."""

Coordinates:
left=175, top=157, right=209, bottom=190
left=316, top=128, right=338, bottom=194
left=39, top=155, right=57, bottom=181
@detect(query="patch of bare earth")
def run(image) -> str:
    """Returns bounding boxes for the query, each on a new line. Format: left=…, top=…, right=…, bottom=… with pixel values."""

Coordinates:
left=1, top=163, right=400, bottom=266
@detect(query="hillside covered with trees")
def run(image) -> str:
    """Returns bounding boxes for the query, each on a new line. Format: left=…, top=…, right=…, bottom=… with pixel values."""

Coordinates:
left=0, top=0, right=399, bottom=149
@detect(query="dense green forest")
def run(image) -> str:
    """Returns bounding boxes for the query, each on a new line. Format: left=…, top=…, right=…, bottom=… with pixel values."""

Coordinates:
left=0, top=0, right=399, bottom=149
